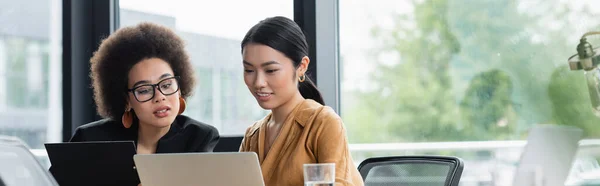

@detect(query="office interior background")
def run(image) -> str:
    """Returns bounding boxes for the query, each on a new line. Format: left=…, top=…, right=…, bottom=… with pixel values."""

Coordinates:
left=2, top=0, right=600, bottom=185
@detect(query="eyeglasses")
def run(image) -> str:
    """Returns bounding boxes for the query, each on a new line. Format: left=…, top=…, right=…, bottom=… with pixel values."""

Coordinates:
left=127, top=76, right=180, bottom=102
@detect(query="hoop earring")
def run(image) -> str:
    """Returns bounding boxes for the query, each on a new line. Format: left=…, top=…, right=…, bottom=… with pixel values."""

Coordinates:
left=298, top=75, right=306, bottom=82
left=122, top=109, right=133, bottom=129
left=178, top=97, right=186, bottom=115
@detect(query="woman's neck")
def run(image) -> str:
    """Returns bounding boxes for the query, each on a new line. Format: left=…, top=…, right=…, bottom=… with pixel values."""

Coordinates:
left=136, top=122, right=171, bottom=153
left=271, top=92, right=305, bottom=126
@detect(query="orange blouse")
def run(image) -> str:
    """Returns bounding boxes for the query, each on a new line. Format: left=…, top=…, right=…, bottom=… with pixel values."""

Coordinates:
left=239, top=99, right=364, bottom=186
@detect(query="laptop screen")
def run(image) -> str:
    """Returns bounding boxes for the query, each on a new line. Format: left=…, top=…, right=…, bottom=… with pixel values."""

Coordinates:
left=0, top=137, right=57, bottom=186
left=512, top=124, right=583, bottom=186
left=45, top=141, right=139, bottom=186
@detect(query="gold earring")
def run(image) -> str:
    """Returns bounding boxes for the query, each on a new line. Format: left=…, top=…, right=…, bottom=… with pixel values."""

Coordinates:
left=298, top=75, right=306, bottom=82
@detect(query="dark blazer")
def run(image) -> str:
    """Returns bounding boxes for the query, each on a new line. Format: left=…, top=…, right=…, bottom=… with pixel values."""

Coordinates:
left=70, top=115, right=220, bottom=153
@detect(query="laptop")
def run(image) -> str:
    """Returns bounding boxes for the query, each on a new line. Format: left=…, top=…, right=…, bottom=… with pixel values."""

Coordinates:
left=134, top=152, right=265, bottom=186
left=45, top=141, right=139, bottom=186
left=512, top=124, right=583, bottom=186
left=0, top=136, right=58, bottom=186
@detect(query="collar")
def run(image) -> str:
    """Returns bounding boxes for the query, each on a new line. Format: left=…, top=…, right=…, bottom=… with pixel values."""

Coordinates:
left=246, top=99, right=323, bottom=136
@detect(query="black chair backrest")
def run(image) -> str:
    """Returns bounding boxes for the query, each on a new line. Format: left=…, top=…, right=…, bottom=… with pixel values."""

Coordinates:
left=213, top=136, right=244, bottom=152
left=358, top=156, right=464, bottom=186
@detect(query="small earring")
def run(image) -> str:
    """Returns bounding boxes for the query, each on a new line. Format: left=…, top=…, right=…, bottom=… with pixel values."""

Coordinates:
left=298, top=75, right=306, bottom=82
left=178, top=97, right=186, bottom=115
left=122, top=108, right=133, bottom=129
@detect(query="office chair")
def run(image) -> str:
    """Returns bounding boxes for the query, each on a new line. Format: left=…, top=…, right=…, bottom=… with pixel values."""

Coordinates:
left=358, top=156, right=464, bottom=186
left=0, top=136, right=58, bottom=186
left=213, top=136, right=244, bottom=152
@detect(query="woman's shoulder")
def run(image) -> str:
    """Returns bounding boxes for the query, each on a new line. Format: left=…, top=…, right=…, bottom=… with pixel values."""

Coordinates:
left=315, top=105, right=340, bottom=121
left=75, top=118, right=121, bottom=133
left=296, top=99, right=341, bottom=124
left=70, top=118, right=126, bottom=142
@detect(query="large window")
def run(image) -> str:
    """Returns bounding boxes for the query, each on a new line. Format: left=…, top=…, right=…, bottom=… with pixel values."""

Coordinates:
left=340, top=0, right=600, bottom=185
left=119, top=0, right=293, bottom=135
left=0, top=0, right=62, bottom=149
left=341, top=0, right=600, bottom=142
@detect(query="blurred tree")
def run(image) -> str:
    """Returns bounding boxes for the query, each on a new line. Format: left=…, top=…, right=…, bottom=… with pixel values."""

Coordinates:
left=345, top=0, right=463, bottom=142
left=344, top=0, right=600, bottom=143
left=460, top=70, right=517, bottom=140
left=5, top=38, right=29, bottom=108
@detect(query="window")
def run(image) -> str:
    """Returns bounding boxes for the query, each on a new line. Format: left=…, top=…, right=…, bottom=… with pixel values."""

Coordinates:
left=0, top=0, right=62, bottom=149
left=119, top=0, right=293, bottom=135
left=340, top=0, right=600, bottom=184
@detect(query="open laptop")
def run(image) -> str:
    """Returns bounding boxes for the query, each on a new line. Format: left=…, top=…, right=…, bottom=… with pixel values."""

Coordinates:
left=0, top=136, right=58, bottom=186
left=512, top=124, right=583, bottom=186
left=134, top=152, right=265, bottom=186
left=44, top=141, right=139, bottom=186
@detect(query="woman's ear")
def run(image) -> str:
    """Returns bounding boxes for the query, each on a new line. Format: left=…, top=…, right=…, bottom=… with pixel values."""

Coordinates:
left=297, top=56, right=310, bottom=76
left=124, top=94, right=131, bottom=110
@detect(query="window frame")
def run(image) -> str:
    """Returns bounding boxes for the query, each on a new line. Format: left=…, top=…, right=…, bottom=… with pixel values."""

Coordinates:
left=62, top=0, right=118, bottom=141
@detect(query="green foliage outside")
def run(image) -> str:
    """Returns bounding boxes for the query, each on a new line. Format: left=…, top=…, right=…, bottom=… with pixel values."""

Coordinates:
left=342, top=0, right=600, bottom=143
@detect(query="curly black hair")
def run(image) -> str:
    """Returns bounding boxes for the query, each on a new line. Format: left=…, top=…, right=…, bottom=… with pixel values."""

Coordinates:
left=90, top=22, right=196, bottom=120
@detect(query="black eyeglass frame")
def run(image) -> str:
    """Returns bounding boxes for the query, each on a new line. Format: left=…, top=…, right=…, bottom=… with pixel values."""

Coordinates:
left=126, top=76, right=181, bottom=102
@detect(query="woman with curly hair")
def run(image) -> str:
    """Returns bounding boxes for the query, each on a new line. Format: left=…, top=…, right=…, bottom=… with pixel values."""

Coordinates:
left=69, top=22, right=219, bottom=154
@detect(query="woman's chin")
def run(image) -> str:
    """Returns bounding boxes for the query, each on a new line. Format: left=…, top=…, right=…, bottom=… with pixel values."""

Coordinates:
left=257, top=100, right=279, bottom=110
left=258, top=103, right=275, bottom=110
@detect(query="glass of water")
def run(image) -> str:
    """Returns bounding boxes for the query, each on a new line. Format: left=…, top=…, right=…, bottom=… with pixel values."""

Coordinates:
left=303, top=163, right=335, bottom=186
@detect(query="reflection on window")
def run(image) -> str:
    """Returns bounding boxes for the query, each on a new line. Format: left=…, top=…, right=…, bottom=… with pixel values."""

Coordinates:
left=0, top=0, right=62, bottom=149
left=119, top=0, right=292, bottom=135
left=340, top=0, right=600, bottom=185
left=341, top=0, right=600, bottom=142
left=189, top=67, right=213, bottom=124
